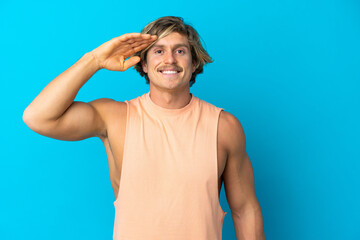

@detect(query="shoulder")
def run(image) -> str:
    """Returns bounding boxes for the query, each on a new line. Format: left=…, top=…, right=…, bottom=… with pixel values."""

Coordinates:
left=218, top=110, right=246, bottom=154
left=219, top=111, right=244, bottom=135
left=88, top=98, right=126, bottom=113
left=88, top=98, right=127, bottom=124
left=197, top=97, right=223, bottom=113
left=196, top=98, right=245, bottom=148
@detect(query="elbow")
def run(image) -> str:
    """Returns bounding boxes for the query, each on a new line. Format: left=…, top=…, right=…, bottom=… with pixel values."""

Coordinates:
left=23, top=105, right=61, bottom=137
left=22, top=106, right=45, bottom=131
left=22, top=106, right=33, bottom=127
left=232, top=203, right=265, bottom=240
left=23, top=106, right=62, bottom=138
left=231, top=201, right=264, bottom=223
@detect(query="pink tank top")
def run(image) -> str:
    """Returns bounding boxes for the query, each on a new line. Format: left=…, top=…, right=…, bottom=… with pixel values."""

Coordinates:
left=113, top=91, right=227, bottom=240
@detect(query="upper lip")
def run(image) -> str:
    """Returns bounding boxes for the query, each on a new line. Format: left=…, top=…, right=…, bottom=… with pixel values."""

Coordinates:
left=158, top=66, right=183, bottom=72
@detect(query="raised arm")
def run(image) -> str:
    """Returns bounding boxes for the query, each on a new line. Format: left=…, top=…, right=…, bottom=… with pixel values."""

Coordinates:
left=219, top=111, right=265, bottom=240
left=23, top=33, right=157, bottom=141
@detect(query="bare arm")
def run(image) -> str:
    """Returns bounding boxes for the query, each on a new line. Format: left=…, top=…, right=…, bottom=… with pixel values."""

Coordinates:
left=23, top=33, right=157, bottom=141
left=220, top=111, right=265, bottom=240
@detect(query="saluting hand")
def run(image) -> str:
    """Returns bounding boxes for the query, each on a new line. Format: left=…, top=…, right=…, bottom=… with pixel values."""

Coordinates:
left=90, top=33, right=157, bottom=71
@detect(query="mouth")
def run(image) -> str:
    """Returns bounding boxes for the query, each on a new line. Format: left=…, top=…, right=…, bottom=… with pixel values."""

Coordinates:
left=159, top=70, right=181, bottom=75
left=157, top=65, right=183, bottom=75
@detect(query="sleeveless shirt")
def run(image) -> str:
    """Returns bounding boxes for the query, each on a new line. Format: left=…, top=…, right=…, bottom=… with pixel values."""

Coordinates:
left=113, top=91, right=227, bottom=240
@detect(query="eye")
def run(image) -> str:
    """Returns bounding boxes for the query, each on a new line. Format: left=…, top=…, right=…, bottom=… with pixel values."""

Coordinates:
left=176, top=49, right=185, bottom=54
left=155, top=49, right=163, bottom=54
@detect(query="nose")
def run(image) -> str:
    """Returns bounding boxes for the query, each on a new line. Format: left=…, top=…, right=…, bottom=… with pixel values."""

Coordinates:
left=163, top=51, right=176, bottom=64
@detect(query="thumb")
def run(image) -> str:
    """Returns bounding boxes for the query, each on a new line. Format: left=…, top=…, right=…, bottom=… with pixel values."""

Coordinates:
left=123, top=56, right=141, bottom=71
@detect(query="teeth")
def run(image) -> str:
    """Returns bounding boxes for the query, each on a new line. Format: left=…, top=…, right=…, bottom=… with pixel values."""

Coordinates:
left=162, top=70, right=178, bottom=74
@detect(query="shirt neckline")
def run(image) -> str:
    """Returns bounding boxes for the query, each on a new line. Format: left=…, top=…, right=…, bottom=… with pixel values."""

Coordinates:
left=144, top=91, right=196, bottom=116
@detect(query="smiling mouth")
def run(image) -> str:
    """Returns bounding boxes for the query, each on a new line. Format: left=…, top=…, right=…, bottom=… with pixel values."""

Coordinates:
left=158, top=65, right=183, bottom=74
left=159, top=70, right=180, bottom=74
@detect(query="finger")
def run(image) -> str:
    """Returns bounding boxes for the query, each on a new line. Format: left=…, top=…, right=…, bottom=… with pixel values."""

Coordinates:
left=109, top=34, right=156, bottom=53
left=111, top=33, right=156, bottom=45
left=125, top=35, right=157, bottom=46
left=132, top=41, right=156, bottom=53
left=117, top=33, right=142, bottom=42
left=119, top=40, right=156, bottom=59
left=115, top=33, right=152, bottom=43
left=140, top=34, right=157, bottom=40
left=108, top=33, right=141, bottom=49
left=126, top=35, right=157, bottom=45
left=123, top=56, right=141, bottom=70
left=105, top=34, right=157, bottom=60
left=129, top=39, right=155, bottom=48
left=148, top=35, right=158, bottom=40
left=140, top=35, right=157, bottom=43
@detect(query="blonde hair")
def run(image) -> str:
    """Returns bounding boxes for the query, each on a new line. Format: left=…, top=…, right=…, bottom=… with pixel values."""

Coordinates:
left=134, top=16, right=213, bottom=87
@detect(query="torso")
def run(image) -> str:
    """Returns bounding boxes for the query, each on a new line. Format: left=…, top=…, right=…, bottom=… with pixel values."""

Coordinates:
left=98, top=101, right=228, bottom=201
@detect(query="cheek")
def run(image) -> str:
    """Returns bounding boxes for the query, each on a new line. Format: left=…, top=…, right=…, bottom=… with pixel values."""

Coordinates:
left=145, top=56, right=161, bottom=72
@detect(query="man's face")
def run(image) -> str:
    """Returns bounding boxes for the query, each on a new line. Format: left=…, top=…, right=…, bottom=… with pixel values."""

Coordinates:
left=142, top=32, right=195, bottom=91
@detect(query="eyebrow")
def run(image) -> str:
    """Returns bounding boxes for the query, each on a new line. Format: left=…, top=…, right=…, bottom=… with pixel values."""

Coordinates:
left=152, top=43, right=190, bottom=50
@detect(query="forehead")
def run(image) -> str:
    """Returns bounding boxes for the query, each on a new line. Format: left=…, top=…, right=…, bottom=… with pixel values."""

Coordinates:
left=151, top=32, right=190, bottom=48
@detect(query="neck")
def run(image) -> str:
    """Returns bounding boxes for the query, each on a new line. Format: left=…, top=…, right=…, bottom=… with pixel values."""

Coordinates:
left=148, top=87, right=192, bottom=109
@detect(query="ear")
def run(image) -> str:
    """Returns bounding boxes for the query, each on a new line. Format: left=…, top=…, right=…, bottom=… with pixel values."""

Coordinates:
left=192, top=60, right=196, bottom=73
left=142, top=60, right=148, bottom=73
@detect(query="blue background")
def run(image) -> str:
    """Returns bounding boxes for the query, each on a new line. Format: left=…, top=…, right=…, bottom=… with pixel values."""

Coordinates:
left=1, top=0, right=359, bottom=239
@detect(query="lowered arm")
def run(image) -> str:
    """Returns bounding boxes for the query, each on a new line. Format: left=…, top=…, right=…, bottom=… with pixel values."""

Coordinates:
left=219, top=111, right=265, bottom=240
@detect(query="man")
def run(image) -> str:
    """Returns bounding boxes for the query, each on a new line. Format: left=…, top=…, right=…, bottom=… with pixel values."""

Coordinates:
left=23, top=16, right=265, bottom=239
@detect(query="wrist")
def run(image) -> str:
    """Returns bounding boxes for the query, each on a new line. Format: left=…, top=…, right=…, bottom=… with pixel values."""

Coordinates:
left=87, top=51, right=103, bottom=70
